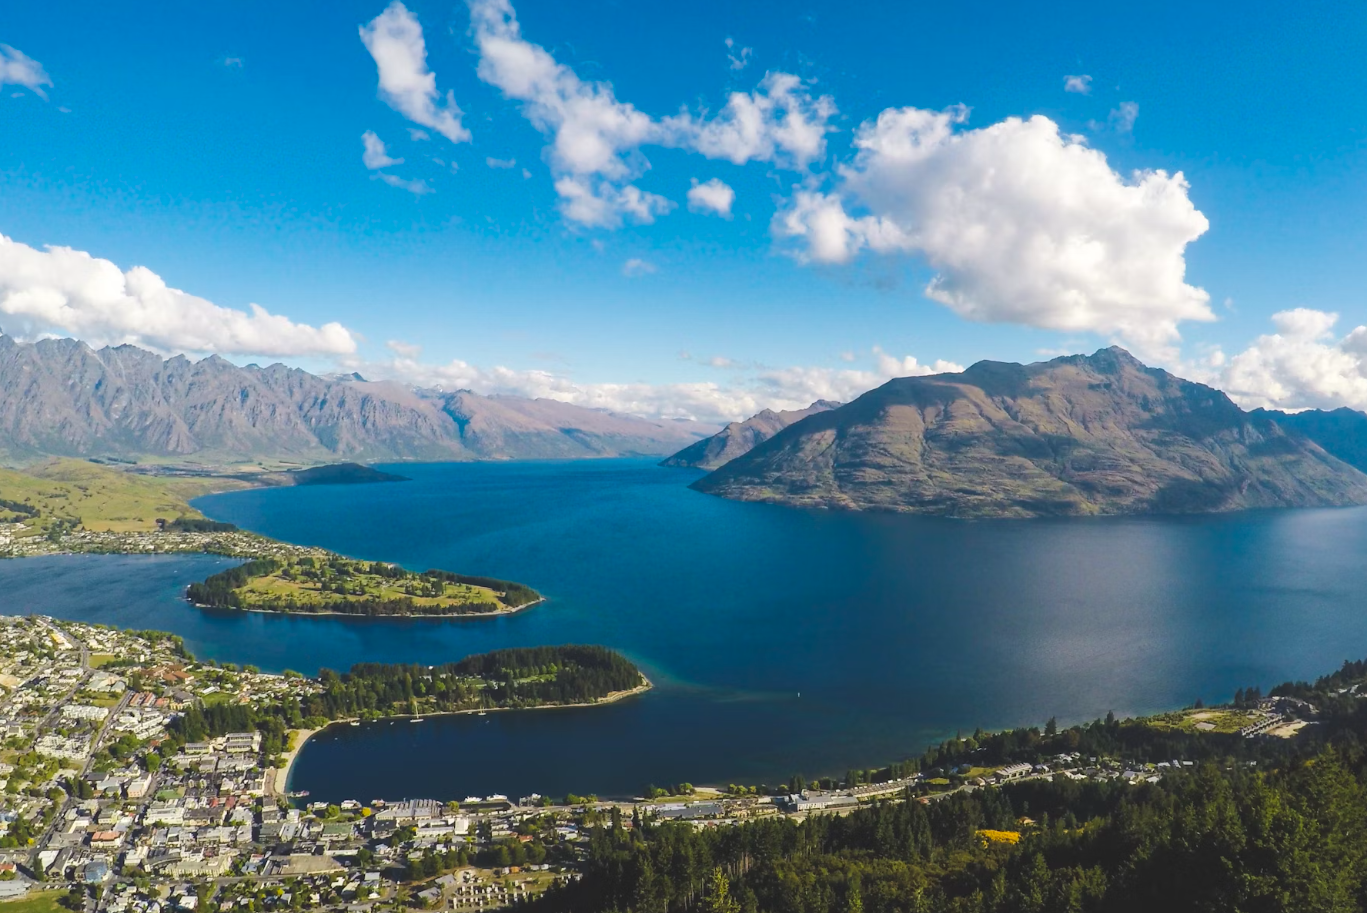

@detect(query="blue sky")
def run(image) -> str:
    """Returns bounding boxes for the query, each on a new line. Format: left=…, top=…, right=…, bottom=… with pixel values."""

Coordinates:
left=4, top=0, right=1367, bottom=420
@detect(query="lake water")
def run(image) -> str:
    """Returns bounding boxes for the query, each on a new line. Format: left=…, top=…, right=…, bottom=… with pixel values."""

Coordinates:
left=8, top=458, right=1367, bottom=801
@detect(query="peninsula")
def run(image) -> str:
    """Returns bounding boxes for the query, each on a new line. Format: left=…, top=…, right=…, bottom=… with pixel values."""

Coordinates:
left=0, top=458, right=543, bottom=618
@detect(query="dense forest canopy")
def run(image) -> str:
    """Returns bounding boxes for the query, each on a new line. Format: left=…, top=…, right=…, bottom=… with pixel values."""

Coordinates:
left=168, top=645, right=644, bottom=752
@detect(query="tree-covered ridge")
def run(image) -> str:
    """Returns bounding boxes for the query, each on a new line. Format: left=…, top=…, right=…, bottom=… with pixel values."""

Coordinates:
left=184, top=555, right=541, bottom=616
left=170, top=645, right=645, bottom=746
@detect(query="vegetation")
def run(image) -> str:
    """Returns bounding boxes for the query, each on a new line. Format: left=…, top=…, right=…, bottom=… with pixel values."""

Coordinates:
left=0, top=458, right=246, bottom=533
left=185, top=555, right=541, bottom=616
left=524, top=660, right=1367, bottom=913
left=168, top=645, right=644, bottom=748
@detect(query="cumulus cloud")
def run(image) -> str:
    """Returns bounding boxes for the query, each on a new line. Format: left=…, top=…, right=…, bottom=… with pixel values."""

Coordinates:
left=485, top=156, right=517, bottom=168
left=407, top=127, right=429, bottom=141
left=0, top=44, right=52, bottom=99
left=467, top=0, right=834, bottom=227
left=621, top=257, right=656, bottom=277
left=0, top=234, right=356, bottom=357
left=725, top=37, right=753, bottom=71
left=360, top=2, right=471, bottom=144
left=361, top=131, right=403, bottom=169
left=774, top=106, right=1212, bottom=358
left=1216, top=309, right=1367, bottom=411
left=687, top=178, right=735, bottom=217
left=679, top=71, right=836, bottom=169
left=375, top=172, right=432, bottom=194
left=349, top=345, right=963, bottom=423
left=1063, top=74, right=1091, bottom=94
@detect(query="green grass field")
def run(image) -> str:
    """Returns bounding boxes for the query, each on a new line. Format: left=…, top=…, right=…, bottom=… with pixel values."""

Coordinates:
left=0, top=458, right=248, bottom=533
left=237, top=560, right=503, bottom=611
left=0, top=891, right=70, bottom=913
left=1142, top=708, right=1261, bottom=734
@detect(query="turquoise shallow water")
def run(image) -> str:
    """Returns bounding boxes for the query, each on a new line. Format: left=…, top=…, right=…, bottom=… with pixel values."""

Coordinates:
left=8, top=458, right=1367, bottom=800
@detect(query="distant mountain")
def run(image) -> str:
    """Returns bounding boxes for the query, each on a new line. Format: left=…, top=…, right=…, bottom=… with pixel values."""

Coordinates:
left=661, top=400, right=842, bottom=470
left=693, top=347, right=1367, bottom=518
left=0, top=336, right=715, bottom=465
left=1251, top=407, right=1367, bottom=474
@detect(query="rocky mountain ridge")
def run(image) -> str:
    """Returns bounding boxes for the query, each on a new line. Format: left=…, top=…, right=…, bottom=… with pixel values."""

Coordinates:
left=0, top=335, right=714, bottom=465
left=661, top=400, right=841, bottom=470
left=693, top=348, right=1367, bottom=517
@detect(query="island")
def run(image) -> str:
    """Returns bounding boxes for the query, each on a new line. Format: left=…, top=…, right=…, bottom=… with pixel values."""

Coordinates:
left=185, top=557, right=541, bottom=617
left=0, top=458, right=543, bottom=619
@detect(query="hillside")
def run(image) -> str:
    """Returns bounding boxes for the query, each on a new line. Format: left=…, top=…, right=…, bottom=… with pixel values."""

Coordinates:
left=0, top=458, right=245, bottom=532
left=1252, top=406, right=1367, bottom=473
left=661, top=400, right=841, bottom=470
left=0, top=335, right=714, bottom=466
left=693, top=348, right=1367, bottom=518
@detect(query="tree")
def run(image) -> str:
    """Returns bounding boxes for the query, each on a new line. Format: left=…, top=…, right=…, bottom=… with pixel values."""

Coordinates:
left=703, top=867, right=740, bottom=913
left=1045, top=716, right=1058, bottom=737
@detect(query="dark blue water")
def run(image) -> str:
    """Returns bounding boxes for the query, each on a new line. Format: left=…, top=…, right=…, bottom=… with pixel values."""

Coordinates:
left=7, top=458, right=1367, bottom=801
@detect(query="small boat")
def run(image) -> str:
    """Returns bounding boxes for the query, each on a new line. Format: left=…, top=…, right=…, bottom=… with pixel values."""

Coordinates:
left=477, top=712, right=487, bottom=717
left=410, top=718, right=424, bottom=723
left=349, top=721, right=360, bottom=727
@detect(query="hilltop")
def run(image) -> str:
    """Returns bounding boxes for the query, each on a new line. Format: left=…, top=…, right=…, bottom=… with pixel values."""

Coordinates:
left=693, top=347, right=1367, bottom=518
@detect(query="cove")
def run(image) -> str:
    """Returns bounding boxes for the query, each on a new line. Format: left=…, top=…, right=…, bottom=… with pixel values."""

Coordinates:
left=6, top=458, right=1367, bottom=801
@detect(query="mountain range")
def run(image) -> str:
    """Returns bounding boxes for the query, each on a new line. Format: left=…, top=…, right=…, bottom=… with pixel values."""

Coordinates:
left=661, top=400, right=841, bottom=470
left=691, top=347, right=1367, bottom=518
left=0, top=335, right=715, bottom=465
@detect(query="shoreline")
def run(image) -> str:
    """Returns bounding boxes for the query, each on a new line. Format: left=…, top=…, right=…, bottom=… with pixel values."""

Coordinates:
left=191, top=596, right=545, bottom=620
left=277, top=676, right=652, bottom=798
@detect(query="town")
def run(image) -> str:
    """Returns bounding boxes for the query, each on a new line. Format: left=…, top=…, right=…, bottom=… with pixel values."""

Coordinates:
left=0, top=615, right=1318, bottom=913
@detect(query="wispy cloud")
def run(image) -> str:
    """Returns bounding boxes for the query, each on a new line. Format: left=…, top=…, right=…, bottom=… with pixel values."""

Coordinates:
left=361, top=131, right=404, bottom=169
left=622, top=257, right=656, bottom=277
left=0, top=44, right=51, bottom=99
left=485, top=156, right=516, bottom=169
left=1063, top=74, right=1091, bottom=94
left=360, top=1, right=471, bottom=143
left=725, top=37, right=752, bottom=71
left=375, top=172, right=432, bottom=194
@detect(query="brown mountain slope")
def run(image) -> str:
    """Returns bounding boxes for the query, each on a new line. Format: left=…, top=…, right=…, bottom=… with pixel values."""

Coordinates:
left=693, top=347, right=1367, bottom=518
left=661, top=400, right=842, bottom=470
left=0, top=335, right=715, bottom=465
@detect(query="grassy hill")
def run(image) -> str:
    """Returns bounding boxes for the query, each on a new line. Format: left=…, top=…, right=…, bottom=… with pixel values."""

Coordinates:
left=0, top=459, right=249, bottom=533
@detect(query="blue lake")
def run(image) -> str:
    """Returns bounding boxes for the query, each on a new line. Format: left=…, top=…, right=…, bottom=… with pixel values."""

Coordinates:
left=8, top=458, right=1367, bottom=801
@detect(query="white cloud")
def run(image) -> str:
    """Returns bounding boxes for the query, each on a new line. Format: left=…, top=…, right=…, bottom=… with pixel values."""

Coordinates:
left=360, top=1, right=471, bottom=144
left=774, top=106, right=1212, bottom=358
left=467, top=0, right=834, bottom=227
left=1063, top=74, right=1091, bottom=94
left=349, top=344, right=962, bottom=423
left=485, top=156, right=517, bottom=168
left=687, top=178, right=735, bottom=217
left=0, top=44, right=52, bottom=99
left=622, top=257, right=656, bottom=277
left=408, top=127, right=430, bottom=141
left=386, top=339, right=423, bottom=358
left=1215, top=309, right=1367, bottom=411
left=725, top=37, right=752, bottom=71
left=375, top=172, right=432, bottom=194
left=221, top=56, right=244, bottom=69
left=1109, top=101, right=1138, bottom=134
left=0, top=233, right=356, bottom=357
left=361, top=131, right=403, bottom=169
left=677, top=71, right=836, bottom=169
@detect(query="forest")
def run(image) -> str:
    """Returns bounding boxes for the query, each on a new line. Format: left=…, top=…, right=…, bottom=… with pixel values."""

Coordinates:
left=519, top=658, right=1367, bottom=913
left=167, top=645, right=644, bottom=750
left=183, top=555, right=540, bottom=616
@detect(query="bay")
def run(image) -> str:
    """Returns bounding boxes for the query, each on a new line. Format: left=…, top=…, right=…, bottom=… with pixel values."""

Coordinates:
left=6, top=458, right=1367, bottom=801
